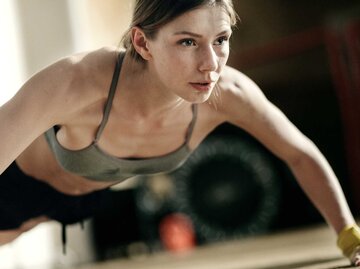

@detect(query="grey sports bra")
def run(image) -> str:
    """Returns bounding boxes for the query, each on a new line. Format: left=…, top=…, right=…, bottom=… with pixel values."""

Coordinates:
left=45, top=52, right=198, bottom=182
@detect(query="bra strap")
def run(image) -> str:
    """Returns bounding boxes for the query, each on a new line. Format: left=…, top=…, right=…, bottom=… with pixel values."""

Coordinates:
left=94, top=52, right=125, bottom=143
left=185, top=104, right=198, bottom=143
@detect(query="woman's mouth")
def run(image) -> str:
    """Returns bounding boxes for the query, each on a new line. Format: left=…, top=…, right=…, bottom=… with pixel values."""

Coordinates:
left=189, top=82, right=214, bottom=92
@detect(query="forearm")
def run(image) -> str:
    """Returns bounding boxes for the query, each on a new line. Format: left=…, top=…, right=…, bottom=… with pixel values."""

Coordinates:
left=286, top=142, right=355, bottom=234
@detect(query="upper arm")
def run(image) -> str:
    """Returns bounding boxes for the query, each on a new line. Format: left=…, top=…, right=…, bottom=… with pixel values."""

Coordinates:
left=0, top=57, right=81, bottom=173
left=217, top=66, right=315, bottom=163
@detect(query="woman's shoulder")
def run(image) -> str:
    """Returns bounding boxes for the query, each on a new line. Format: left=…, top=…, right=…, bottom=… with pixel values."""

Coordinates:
left=213, top=66, right=263, bottom=106
left=28, top=46, right=120, bottom=92
left=9, top=47, right=122, bottom=123
left=51, top=47, right=121, bottom=102
left=60, top=47, right=123, bottom=116
left=68, top=46, right=121, bottom=73
left=60, top=46, right=121, bottom=96
left=217, top=65, right=262, bottom=99
left=213, top=65, right=269, bottom=122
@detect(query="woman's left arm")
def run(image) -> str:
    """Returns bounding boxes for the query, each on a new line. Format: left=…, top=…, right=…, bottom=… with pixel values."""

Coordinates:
left=217, top=66, right=359, bottom=264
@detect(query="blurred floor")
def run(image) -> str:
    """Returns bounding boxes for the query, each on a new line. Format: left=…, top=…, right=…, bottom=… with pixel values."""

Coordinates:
left=72, top=224, right=357, bottom=269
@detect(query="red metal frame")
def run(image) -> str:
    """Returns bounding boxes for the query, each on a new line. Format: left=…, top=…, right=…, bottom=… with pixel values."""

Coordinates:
left=229, top=26, right=325, bottom=69
left=325, top=19, right=360, bottom=210
left=229, top=17, right=360, bottom=210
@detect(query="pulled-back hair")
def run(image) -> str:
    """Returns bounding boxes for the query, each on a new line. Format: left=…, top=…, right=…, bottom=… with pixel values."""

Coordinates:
left=121, top=0, right=238, bottom=62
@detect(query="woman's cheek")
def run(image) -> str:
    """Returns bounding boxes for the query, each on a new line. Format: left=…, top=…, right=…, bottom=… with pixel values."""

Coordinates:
left=220, top=50, right=230, bottom=66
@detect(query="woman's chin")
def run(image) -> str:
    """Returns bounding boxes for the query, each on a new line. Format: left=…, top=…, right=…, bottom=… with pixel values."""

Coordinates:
left=185, top=89, right=214, bottom=104
left=185, top=94, right=211, bottom=104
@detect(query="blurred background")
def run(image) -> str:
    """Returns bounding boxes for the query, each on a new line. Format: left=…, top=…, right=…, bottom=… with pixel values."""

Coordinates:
left=0, top=0, right=359, bottom=268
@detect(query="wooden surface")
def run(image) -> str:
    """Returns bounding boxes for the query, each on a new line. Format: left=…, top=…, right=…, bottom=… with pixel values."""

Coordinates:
left=72, top=224, right=357, bottom=269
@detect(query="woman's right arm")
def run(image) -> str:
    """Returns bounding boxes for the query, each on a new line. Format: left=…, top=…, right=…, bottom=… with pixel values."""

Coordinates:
left=0, top=56, right=81, bottom=174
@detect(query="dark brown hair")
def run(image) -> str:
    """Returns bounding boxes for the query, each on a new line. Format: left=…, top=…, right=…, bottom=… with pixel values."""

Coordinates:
left=121, top=0, right=238, bottom=62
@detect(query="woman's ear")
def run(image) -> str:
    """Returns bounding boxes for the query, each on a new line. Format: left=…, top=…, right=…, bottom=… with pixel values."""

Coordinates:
left=131, top=27, right=152, bottom=61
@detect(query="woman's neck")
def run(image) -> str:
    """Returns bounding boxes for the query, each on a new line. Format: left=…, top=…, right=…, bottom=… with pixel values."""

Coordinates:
left=116, top=53, right=188, bottom=119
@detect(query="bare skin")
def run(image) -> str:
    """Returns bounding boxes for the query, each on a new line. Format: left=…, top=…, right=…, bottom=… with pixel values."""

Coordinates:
left=0, top=5, right=358, bottom=265
left=0, top=216, right=48, bottom=245
left=14, top=49, right=225, bottom=195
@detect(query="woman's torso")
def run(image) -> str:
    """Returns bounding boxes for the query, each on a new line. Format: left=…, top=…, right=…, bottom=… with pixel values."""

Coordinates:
left=15, top=48, right=227, bottom=195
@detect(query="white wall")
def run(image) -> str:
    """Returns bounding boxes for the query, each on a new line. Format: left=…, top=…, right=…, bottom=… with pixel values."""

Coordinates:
left=0, top=1, right=134, bottom=268
left=67, top=0, right=133, bottom=51
left=0, top=0, right=24, bottom=105
left=0, top=1, right=74, bottom=266
left=15, top=0, right=74, bottom=75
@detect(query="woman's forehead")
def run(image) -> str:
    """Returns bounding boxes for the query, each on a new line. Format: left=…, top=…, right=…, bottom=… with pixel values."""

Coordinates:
left=160, top=6, right=232, bottom=34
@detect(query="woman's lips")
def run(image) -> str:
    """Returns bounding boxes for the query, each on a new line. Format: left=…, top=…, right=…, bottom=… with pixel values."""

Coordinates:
left=189, top=82, right=214, bottom=92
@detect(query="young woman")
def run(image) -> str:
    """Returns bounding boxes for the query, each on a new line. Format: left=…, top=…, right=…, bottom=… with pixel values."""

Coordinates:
left=0, top=0, right=359, bottom=265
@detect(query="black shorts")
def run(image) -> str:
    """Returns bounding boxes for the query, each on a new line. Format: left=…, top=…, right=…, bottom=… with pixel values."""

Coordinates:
left=0, top=162, right=111, bottom=230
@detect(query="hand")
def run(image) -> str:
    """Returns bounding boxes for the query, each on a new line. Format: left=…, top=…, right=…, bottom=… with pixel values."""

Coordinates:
left=351, top=247, right=360, bottom=267
left=337, top=225, right=360, bottom=266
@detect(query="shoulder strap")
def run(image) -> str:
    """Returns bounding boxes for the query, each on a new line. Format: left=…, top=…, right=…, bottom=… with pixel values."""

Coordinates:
left=185, top=104, right=198, bottom=143
left=94, top=52, right=125, bottom=143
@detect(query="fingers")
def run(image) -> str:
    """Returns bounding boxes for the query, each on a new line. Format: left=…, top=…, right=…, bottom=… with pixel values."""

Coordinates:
left=351, top=248, right=360, bottom=267
left=353, top=257, right=360, bottom=267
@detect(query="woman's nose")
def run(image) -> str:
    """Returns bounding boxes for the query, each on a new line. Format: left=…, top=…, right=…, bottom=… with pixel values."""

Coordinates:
left=198, top=46, right=218, bottom=73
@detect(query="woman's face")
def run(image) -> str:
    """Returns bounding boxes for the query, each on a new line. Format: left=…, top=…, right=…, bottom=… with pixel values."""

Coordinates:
left=145, top=5, right=232, bottom=103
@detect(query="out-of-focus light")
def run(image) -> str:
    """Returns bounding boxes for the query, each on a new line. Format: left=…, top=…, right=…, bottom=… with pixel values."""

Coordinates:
left=0, top=0, right=24, bottom=106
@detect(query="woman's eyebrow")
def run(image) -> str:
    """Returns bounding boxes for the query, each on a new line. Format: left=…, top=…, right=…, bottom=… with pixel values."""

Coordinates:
left=173, top=31, right=202, bottom=37
left=173, top=30, right=232, bottom=37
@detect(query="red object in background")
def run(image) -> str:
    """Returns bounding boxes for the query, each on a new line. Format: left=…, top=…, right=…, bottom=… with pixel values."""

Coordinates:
left=325, top=18, right=360, bottom=210
left=159, top=213, right=196, bottom=252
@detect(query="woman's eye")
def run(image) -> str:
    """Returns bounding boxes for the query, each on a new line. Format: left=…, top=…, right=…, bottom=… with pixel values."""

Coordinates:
left=214, top=36, right=229, bottom=46
left=180, top=39, right=196, bottom=47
